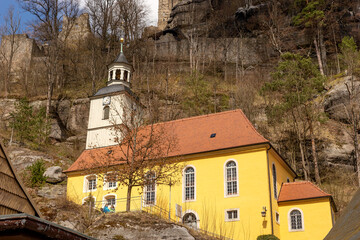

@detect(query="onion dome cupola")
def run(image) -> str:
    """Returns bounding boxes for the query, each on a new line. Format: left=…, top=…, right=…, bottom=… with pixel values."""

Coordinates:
left=107, top=38, right=133, bottom=88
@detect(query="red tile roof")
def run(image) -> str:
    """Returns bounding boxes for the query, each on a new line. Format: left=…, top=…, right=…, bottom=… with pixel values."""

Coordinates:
left=278, top=181, right=331, bottom=202
left=65, top=109, right=269, bottom=173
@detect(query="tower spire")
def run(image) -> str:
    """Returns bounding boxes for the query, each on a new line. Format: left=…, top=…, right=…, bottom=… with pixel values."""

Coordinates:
left=120, top=37, right=124, bottom=53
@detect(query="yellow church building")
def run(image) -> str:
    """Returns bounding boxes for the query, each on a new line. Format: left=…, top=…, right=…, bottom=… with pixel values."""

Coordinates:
left=65, top=46, right=336, bottom=240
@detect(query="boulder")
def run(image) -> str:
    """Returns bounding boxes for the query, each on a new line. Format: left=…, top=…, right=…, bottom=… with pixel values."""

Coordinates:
left=324, top=77, right=360, bottom=124
left=44, top=166, right=66, bottom=184
left=49, top=118, right=67, bottom=141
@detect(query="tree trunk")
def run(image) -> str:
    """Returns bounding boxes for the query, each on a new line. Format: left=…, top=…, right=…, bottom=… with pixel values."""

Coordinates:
left=309, top=120, right=321, bottom=184
left=314, top=37, right=324, bottom=76
left=319, top=28, right=327, bottom=75
left=126, top=184, right=132, bottom=212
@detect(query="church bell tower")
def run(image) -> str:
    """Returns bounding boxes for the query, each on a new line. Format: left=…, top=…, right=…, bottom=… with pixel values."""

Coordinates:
left=85, top=39, right=140, bottom=149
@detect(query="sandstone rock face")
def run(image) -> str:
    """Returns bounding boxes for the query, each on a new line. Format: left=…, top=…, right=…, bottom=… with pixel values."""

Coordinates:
left=6, top=145, right=53, bottom=171
left=37, top=185, right=66, bottom=199
left=44, top=166, right=66, bottom=184
left=324, top=77, right=360, bottom=124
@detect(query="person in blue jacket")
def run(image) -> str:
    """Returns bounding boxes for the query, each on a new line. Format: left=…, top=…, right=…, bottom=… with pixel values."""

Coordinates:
left=103, top=204, right=110, bottom=213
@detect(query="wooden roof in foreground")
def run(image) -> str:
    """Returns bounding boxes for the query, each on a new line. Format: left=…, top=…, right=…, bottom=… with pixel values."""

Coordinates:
left=0, top=140, right=41, bottom=217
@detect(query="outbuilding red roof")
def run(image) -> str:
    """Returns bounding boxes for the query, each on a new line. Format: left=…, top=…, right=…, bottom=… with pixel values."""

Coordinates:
left=278, top=181, right=331, bottom=202
left=65, top=109, right=269, bottom=173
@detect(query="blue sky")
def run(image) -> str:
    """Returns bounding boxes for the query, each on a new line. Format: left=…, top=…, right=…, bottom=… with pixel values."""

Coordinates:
left=0, top=0, right=158, bottom=33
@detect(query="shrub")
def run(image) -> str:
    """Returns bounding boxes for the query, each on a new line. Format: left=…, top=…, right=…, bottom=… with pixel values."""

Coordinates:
left=10, top=97, right=49, bottom=147
left=27, top=159, right=47, bottom=187
left=257, top=234, right=280, bottom=240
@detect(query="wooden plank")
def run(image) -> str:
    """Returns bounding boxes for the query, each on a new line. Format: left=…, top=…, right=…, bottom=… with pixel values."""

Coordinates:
left=0, top=172, right=26, bottom=198
left=0, top=157, right=13, bottom=176
left=0, top=189, right=35, bottom=215
left=0, top=206, right=19, bottom=215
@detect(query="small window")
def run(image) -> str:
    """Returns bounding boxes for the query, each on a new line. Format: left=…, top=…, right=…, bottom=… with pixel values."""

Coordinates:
left=225, top=209, right=239, bottom=221
left=287, top=178, right=290, bottom=183
left=123, top=70, right=128, bottom=81
left=103, top=106, right=110, bottom=120
left=225, top=161, right=238, bottom=196
left=184, top=167, right=195, bottom=201
left=82, top=196, right=96, bottom=208
left=183, top=212, right=198, bottom=228
left=105, top=195, right=116, bottom=207
left=289, top=209, right=303, bottom=231
left=105, top=173, right=117, bottom=189
left=86, top=175, right=97, bottom=191
left=144, top=172, right=156, bottom=205
left=115, top=69, right=121, bottom=80
left=109, top=70, right=113, bottom=80
left=276, top=212, right=280, bottom=224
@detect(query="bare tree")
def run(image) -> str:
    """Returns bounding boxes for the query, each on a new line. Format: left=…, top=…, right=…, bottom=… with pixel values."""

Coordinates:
left=19, top=0, right=79, bottom=117
left=84, top=101, right=183, bottom=212
left=339, top=36, right=360, bottom=185
left=0, top=6, right=21, bottom=97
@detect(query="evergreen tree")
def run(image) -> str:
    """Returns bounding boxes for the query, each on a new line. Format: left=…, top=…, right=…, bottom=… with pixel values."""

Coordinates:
left=262, top=53, right=325, bottom=184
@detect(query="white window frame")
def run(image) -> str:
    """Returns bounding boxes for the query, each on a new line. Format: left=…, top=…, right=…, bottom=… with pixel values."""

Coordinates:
left=103, top=172, right=118, bottom=190
left=143, top=172, right=156, bottom=206
left=102, top=194, right=117, bottom=208
left=275, top=211, right=280, bottom=224
left=182, top=165, right=196, bottom=202
left=224, top=159, right=239, bottom=198
left=182, top=210, right=200, bottom=229
left=82, top=196, right=96, bottom=208
left=272, top=163, right=278, bottom=199
left=225, top=208, right=240, bottom=222
left=288, top=208, right=305, bottom=232
left=83, top=174, right=97, bottom=193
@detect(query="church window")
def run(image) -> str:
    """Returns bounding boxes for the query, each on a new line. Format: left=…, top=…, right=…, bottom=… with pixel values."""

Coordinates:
left=103, top=106, right=110, bottom=120
left=115, top=69, right=121, bottom=80
left=289, top=209, right=304, bottom=231
left=225, top=209, right=239, bottom=221
left=273, top=163, right=277, bottom=199
left=82, top=196, right=96, bottom=208
left=225, top=160, right=238, bottom=196
left=104, top=172, right=117, bottom=189
left=124, top=70, right=128, bottom=81
left=184, top=166, right=195, bottom=201
left=84, top=175, right=97, bottom=192
left=144, top=172, right=156, bottom=205
left=104, top=195, right=116, bottom=207
left=182, top=212, right=198, bottom=228
left=109, top=70, right=113, bottom=80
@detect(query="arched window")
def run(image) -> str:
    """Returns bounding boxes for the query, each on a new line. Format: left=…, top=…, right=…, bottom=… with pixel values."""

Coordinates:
left=123, top=70, right=128, bottom=81
left=183, top=212, right=198, bottom=228
left=103, top=106, right=110, bottom=120
left=109, top=70, right=113, bottom=81
left=115, top=69, right=121, bottom=80
left=104, top=172, right=117, bottom=189
left=225, top=160, right=238, bottom=196
left=289, top=209, right=304, bottom=231
left=82, top=196, right=96, bottom=208
left=184, top=167, right=195, bottom=201
left=272, top=163, right=277, bottom=199
left=144, top=172, right=156, bottom=205
left=83, top=175, right=97, bottom=192
left=104, top=195, right=116, bottom=207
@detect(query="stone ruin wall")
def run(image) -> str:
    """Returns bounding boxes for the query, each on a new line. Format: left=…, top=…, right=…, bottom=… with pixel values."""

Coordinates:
left=0, top=34, right=43, bottom=78
left=158, top=0, right=181, bottom=30
left=150, top=33, right=274, bottom=66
